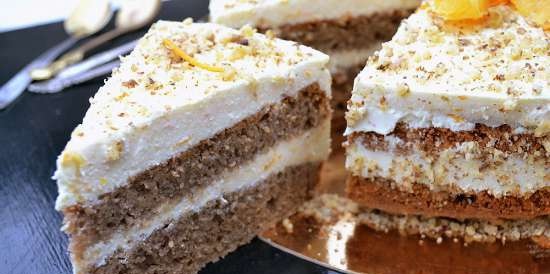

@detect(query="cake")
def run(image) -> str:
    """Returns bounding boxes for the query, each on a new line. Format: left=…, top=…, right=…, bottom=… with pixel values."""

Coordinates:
left=53, top=20, right=332, bottom=274
left=209, top=0, right=421, bottom=147
left=345, top=1, right=549, bottom=243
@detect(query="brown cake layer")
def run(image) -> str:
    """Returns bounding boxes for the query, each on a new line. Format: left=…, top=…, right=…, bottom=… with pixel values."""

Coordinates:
left=270, top=9, right=415, bottom=52
left=88, top=162, right=321, bottom=274
left=63, top=83, right=330, bottom=251
left=349, top=123, right=549, bottom=156
left=347, top=176, right=550, bottom=221
left=331, top=64, right=364, bottom=150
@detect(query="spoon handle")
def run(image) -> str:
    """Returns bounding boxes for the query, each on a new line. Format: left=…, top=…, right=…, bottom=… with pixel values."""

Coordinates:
left=28, top=60, right=121, bottom=94
left=28, top=39, right=138, bottom=94
left=0, top=36, right=79, bottom=110
left=31, top=27, right=131, bottom=81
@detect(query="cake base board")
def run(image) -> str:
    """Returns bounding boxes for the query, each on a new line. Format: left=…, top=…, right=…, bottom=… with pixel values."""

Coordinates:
left=260, top=149, right=550, bottom=274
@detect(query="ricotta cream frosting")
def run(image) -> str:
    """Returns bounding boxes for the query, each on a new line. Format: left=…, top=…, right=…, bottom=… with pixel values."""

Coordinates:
left=76, top=122, right=330, bottom=272
left=346, top=136, right=549, bottom=197
left=54, top=20, right=330, bottom=210
left=210, top=0, right=421, bottom=28
left=346, top=5, right=550, bottom=136
left=327, top=47, right=380, bottom=74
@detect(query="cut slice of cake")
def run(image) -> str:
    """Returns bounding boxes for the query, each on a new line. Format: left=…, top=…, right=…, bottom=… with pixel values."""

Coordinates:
left=345, top=2, right=549, bottom=242
left=209, top=0, right=421, bottom=147
left=54, top=20, right=332, bottom=274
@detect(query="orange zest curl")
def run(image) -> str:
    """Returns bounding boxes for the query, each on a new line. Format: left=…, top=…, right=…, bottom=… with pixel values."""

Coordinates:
left=489, top=0, right=509, bottom=6
left=162, top=39, right=224, bottom=73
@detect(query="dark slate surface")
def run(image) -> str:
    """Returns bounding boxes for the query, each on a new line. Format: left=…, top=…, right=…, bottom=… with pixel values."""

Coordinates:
left=0, top=1, right=338, bottom=273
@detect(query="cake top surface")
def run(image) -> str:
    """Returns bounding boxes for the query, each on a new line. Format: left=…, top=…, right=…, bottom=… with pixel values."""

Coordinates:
left=54, top=20, right=330, bottom=209
left=209, top=0, right=421, bottom=28
left=70, top=20, right=328, bottom=143
left=347, top=4, right=550, bottom=135
left=361, top=5, right=549, bottom=99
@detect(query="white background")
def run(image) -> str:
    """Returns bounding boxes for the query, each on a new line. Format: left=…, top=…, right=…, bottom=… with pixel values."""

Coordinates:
left=0, top=0, right=168, bottom=33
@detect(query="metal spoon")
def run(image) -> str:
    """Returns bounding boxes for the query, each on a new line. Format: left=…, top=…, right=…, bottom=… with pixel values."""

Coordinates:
left=31, top=0, right=161, bottom=81
left=0, top=0, right=112, bottom=110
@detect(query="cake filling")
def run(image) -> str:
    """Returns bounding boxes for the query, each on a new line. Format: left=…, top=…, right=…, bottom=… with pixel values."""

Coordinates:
left=327, top=47, right=380, bottom=74
left=63, top=84, right=330, bottom=249
left=74, top=122, right=329, bottom=272
left=346, top=130, right=548, bottom=196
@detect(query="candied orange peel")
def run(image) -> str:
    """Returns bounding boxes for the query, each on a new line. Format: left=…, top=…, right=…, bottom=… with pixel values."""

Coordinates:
left=430, top=0, right=550, bottom=30
left=511, top=0, right=550, bottom=30
left=431, top=0, right=490, bottom=21
left=162, top=39, right=224, bottom=73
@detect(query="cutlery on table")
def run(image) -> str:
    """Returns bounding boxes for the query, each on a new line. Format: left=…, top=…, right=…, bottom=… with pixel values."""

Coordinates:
left=32, top=60, right=122, bottom=95
left=28, top=39, right=138, bottom=93
left=0, top=0, right=112, bottom=110
left=29, top=13, right=210, bottom=94
left=30, top=0, right=161, bottom=81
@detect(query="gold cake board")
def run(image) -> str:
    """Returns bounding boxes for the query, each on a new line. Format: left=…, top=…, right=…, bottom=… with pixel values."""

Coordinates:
left=260, top=149, right=550, bottom=274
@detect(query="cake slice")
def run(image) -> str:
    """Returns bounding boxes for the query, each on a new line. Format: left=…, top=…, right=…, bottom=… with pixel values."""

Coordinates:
left=209, top=0, right=421, bottom=146
left=345, top=2, right=549, bottom=242
left=54, top=20, right=331, bottom=274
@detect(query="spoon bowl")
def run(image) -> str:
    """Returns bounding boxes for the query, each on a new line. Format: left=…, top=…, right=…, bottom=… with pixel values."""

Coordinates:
left=31, top=0, right=161, bottom=81
left=116, top=0, right=162, bottom=31
left=64, top=0, right=113, bottom=37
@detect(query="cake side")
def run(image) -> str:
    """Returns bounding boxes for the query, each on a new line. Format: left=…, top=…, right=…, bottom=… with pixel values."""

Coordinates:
left=54, top=20, right=333, bottom=274
left=64, top=83, right=331, bottom=253
left=346, top=124, right=549, bottom=198
left=92, top=162, right=321, bottom=274
left=344, top=2, right=549, bottom=238
left=78, top=122, right=330, bottom=273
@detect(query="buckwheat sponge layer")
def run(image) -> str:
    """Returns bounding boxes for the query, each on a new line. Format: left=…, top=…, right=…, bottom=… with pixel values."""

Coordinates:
left=53, top=21, right=332, bottom=274
left=345, top=4, right=549, bottom=228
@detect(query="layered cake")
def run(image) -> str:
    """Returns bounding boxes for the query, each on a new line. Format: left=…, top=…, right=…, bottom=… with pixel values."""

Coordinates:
left=345, top=1, right=549, bottom=242
left=54, top=20, right=332, bottom=273
left=209, top=0, right=421, bottom=146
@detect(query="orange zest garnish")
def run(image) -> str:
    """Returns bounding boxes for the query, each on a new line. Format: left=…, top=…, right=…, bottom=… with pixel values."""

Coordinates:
left=430, top=0, right=549, bottom=30
left=432, top=0, right=490, bottom=21
left=511, top=0, right=550, bottom=30
left=162, top=39, right=224, bottom=73
left=489, top=0, right=509, bottom=6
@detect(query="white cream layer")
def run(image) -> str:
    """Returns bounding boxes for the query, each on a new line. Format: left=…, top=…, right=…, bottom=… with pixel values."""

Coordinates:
left=210, top=0, right=421, bottom=28
left=77, top=122, right=330, bottom=272
left=54, top=22, right=331, bottom=210
left=327, top=46, right=380, bottom=74
left=346, top=137, right=549, bottom=197
left=345, top=6, right=550, bottom=136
